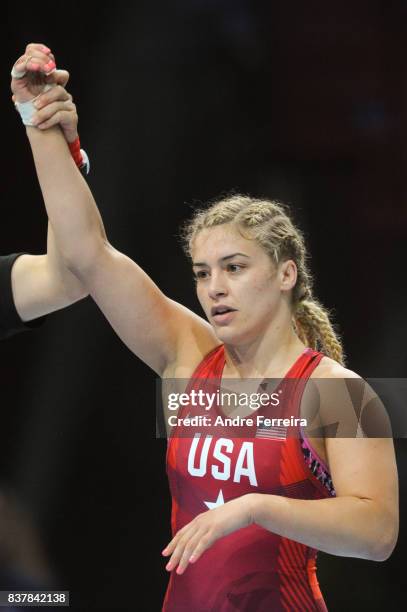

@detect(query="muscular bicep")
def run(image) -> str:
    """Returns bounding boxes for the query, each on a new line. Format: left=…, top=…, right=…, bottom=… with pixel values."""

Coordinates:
left=78, top=244, right=219, bottom=375
left=326, top=437, right=398, bottom=503
left=305, top=365, right=398, bottom=509
left=318, top=371, right=399, bottom=525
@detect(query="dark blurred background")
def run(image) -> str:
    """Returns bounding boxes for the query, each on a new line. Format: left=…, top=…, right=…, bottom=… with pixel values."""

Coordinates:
left=1, top=1, right=406, bottom=610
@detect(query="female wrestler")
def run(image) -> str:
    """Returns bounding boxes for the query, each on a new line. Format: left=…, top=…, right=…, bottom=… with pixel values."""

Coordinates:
left=12, top=43, right=399, bottom=611
left=2, top=47, right=88, bottom=340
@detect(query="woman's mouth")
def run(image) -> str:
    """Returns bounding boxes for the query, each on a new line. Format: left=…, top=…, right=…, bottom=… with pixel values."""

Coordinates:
left=211, top=306, right=237, bottom=325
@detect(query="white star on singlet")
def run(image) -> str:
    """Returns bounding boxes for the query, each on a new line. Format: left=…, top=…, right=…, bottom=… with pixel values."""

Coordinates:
left=204, top=489, right=225, bottom=510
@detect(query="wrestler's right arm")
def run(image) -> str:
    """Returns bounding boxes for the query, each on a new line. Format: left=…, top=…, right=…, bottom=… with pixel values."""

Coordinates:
left=17, top=49, right=218, bottom=376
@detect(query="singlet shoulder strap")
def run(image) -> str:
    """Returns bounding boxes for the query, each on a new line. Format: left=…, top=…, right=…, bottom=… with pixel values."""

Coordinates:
left=190, top=344, right=225, bottom=379
left=191, top=346, right=324, bottom=381
left=285, top=347, right=325, bottom=380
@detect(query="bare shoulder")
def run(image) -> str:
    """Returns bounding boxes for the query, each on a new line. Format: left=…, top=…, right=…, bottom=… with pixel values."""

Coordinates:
left=311, top=356, right=361, bottom=380
left=312, top=356, right=378, bottom=403
left=307, top=356, right=389, bottom=437
left=305, top=357, right=362, bottom=437
left=310, top=357, right=367, bottom=414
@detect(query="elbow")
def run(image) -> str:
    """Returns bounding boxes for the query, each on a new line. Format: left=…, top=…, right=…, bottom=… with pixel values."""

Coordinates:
left=63, top=239, right=108, bottom=282
left=64, top=257, right=85, bottom=279
left=370, top=547, right=395, bottom=563
left=369, top=533, right=398, bottom=562
left=367, top=520, right=399, bottom=562
left=65, top=285, right=89, bottom=303
left=354, top=498, right=399, bottom=562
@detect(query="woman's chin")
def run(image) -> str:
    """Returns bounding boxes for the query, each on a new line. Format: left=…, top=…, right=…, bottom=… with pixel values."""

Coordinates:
left=213, top=325, right=247, bottom=346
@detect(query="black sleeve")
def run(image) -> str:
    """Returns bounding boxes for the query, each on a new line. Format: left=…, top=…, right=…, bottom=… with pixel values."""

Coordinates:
left=0, top=253, right=45, bottom=341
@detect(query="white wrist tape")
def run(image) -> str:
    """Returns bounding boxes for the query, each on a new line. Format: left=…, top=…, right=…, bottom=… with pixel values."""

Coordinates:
left=11, top=65, right=28, bottom=79
left=14, top=84, right=53, bottom=126
left=80, top=148, right=90, bottom=175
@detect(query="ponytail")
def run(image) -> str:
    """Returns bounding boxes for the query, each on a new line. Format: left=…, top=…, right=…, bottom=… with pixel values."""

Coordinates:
left=294, top=299, right=345, bottom=365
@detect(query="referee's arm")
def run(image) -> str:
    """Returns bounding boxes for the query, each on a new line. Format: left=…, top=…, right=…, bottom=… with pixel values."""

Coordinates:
left=10, top=237, right=88, bottom=324
left=0, top=247, right=87, bottom=340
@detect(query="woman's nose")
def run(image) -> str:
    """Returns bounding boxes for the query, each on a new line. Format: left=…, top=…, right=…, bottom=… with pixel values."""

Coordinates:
left=208, top=271, right=228, bottom=299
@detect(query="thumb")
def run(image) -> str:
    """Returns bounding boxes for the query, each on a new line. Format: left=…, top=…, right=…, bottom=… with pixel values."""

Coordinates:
left=45, top=69, right=70, bottom=87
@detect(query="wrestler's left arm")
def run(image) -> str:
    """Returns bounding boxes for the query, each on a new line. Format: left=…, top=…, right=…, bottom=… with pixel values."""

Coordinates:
left=162, top=364, right=398, bottom=574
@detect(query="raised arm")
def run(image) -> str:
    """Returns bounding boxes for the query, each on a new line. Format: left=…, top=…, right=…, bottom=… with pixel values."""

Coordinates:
left=14, top=44, right=217, bottom=374
left=9, top=48, right=88, bottom=324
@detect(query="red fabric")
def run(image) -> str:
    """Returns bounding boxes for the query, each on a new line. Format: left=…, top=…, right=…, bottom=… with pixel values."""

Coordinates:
left=68, top=137, right=83, bottom=167
left=163, top=346, right=330, bottom=611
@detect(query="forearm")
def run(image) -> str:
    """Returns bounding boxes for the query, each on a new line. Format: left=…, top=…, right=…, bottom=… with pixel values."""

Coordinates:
left=27, top=125, right=107, bottom=275
left=249, top=493, right=397, bottom=561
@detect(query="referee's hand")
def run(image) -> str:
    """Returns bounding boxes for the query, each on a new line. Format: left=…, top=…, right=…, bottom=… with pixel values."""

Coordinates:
left=11, top=42, right=79, bottom=144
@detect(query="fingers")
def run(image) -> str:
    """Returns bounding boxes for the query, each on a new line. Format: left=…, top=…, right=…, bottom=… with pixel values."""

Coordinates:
left=164, top=528, right=202, bottom=574
left=36, top=111, right=73, bottom=131
left=46, top=69, right=70, bottom=87
left=187, top=536, right=212, bottom=565
left=175, top=532, right=212, bottom=575
left=34, top=84, right=72, bottom=111
left=32, top=102, right=77, bottom=131
left=162, top=521, right=215, bottom=575
left=12, top=54, right=53, bottom=78
left=162, top=520, right=193, bottom=557
left=12, top=43, right=56, bottom=79
left=26, top=55, right=56, bottom=75
left=25, top=43, right=52, bottom=56
left=24, top=42, right=55, bottom=74
left=11, top=54, right=28, bottom=77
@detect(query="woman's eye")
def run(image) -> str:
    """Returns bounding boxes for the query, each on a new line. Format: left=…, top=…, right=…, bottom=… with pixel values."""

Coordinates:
left=227, top=264, right=242, bottom=273
left=194, top=270, right=209, bottom=280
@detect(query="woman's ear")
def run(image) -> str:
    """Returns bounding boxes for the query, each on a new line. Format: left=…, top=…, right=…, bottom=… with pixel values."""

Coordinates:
left=279, top=260, right=297, bottom=292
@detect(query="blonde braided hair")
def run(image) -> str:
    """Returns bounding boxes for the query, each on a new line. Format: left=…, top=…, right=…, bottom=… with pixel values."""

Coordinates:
left=181, top=194, right=345, bottom=365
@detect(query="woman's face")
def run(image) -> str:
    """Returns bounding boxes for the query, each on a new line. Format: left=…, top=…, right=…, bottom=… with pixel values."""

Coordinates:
left=191, top=224, right=296, bottom=346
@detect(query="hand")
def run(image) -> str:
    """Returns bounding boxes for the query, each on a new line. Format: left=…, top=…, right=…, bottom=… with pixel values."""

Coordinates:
left=29, top=80, right=79, bottom=144
left=161, top=493, right=255, bottom=575
left=11, top=42, right=56, bottom=103
left=11, top=43, right=78, bottom=144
